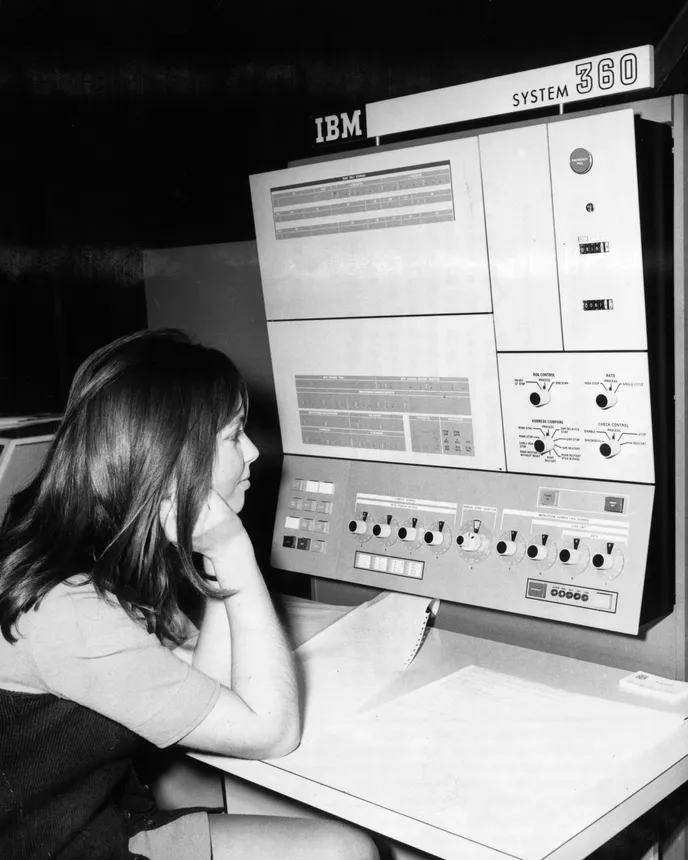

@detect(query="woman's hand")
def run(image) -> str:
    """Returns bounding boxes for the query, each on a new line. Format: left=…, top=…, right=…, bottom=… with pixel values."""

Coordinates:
left=159, top=490, right=256, bottom=589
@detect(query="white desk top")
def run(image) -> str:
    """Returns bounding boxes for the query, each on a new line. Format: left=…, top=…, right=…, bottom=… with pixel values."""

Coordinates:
left=191, top=597, right=688, bottom=860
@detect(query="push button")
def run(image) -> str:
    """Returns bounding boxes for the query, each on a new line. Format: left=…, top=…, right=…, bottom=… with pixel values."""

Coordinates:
left=282, top=535, right=296, bottom=548
left=604, top=496, right=625, bottom=513
left=296, top=537, right=311, bottom=551
left=539, top=490, right=559, bottom=507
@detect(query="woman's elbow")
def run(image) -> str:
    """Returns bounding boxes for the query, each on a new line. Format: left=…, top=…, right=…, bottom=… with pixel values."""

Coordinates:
left=259, top=713, right=301, bottom=759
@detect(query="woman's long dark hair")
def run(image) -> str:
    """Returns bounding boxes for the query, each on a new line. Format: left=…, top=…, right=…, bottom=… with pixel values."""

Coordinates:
left=0, top=328, right=247, bottom=643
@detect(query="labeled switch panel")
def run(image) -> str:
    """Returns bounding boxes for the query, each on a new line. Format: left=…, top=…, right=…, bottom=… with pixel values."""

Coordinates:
left=272, top=455, right=654, bottom=635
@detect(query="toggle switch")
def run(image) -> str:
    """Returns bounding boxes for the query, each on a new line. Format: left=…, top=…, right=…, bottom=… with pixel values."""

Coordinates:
left=530, top=389, right=551, bottom=407
left=599, top=439, right=621, bottom=458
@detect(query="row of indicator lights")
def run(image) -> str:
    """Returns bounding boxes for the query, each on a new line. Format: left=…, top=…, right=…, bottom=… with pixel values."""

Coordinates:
left=548, top=587, right=615, bottom=611
left=285, top=516, right=329, bottom=533
left=282, top=535, right=327, bottom=553
left=550, top=588, right=590, bottom=602
left=527, top=580, right=615, bottom=611
left=288, top=497, right=334, bottom=514
left=290, top=478, right=335, bottom=494
left=355, top=552, right=424, bottom=579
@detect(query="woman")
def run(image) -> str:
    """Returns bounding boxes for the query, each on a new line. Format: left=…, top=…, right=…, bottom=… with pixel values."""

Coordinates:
left=0, top=329, right=378, bottom=860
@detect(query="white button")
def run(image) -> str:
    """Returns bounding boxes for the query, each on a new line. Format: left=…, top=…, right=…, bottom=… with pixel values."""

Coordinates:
left=306, top=480, right=319, bottom=492
left=357, top=554, right=371, bottom=569
left=285, top=516, right=301, bottom=529
left=593, top=592, right=613, bottom=610
left=319, top=482, right=335, bottom=495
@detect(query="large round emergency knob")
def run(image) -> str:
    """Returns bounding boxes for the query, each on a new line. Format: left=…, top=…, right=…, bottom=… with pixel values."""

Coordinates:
left=457, top=533, right=483, bottom=552
left=398, top=527, right=419, bottom=542
left=527, top=543, right=548, bottom=560
left=596, top=391, right=618, bottom=409
left=372, top=523, right=392, bottom=538
left=599, top=439, right=621, bottom=459
left=530, top=389, right=551, bottom=407
left=424, top=529, right=444, bottom=546
left=534, top=437, right=555, bottom=454
left=592, top=552, right=614, bottom=570
left=349, top=519, right=368, bottom=535
left=559, top=548, right=583, bottom=565
left=496, top=539, right=517, bottom=557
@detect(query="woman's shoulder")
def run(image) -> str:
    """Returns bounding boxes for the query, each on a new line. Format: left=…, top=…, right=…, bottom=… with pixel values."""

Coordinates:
left=19, top=576, right=136, bottom=639
left=39, top=575, right=105, bottom=615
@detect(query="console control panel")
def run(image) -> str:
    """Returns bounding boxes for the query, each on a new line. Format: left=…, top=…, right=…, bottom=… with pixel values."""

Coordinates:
left=272, top=455, right=653, bottom=634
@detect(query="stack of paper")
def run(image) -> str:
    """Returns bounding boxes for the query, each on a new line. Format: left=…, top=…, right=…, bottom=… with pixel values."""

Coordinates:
left=292, top=591, right=437, bottom=740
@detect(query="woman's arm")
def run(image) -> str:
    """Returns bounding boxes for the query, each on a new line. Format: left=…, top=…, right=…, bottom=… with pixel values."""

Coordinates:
left=161, top=493, right=300, bottom=759
left=188, top=592, right=232, bottom=686
left=181, top=535, right=299, bottom=758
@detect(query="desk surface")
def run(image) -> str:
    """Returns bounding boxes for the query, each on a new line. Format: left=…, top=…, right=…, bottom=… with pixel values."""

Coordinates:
left=192, top=597, right=688, bottom=860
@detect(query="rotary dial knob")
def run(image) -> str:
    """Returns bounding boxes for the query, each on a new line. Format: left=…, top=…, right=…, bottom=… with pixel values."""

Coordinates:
left=599, top=439, right=621, bottom=458
left=596, top=391, right=618, bottom=409
left=349, top=519, right=367, bottom=534
left=530, top=389, right=551, bottom=407
left=534, top=436, right=555, bottom=454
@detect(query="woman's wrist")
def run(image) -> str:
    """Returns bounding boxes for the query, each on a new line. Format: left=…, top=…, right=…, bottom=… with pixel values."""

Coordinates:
left=203, top=541, right=261, bottom=593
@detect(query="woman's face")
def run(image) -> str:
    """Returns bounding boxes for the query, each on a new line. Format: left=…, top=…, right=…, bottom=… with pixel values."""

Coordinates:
left=212, top=410, right=259, bottom=513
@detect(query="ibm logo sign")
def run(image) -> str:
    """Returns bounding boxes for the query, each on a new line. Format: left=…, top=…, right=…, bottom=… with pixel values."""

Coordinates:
left=314, top=110, right=365, bottom=145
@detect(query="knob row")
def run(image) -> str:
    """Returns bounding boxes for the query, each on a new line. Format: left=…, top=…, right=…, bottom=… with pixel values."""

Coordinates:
left=352, top=522, right=616, bottom=568
left=533, top=438, right=621, bottom=458
left=529, top=391, right=618, bottom=409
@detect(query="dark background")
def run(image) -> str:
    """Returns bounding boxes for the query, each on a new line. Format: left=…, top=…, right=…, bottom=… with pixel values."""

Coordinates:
left=1, top=0, right=688, bottom=414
